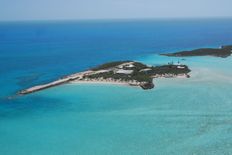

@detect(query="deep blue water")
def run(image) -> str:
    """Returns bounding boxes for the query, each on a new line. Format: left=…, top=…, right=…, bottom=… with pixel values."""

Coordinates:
left=1, top=19, right=232, bottom=97
left=0, top=19, right=232, bottom=155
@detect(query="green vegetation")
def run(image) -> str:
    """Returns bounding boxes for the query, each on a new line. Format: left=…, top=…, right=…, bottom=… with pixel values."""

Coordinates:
left=87, top=71, right=130, bottom=80
left=222, top=45, right=232, bottom=50
left=91, top=61, right=130, bottom=71
left=161, top=45, right=232, bottom=58
left=149, top=65, right=191, bottom=75
left=85, top=61, right=191, bottom=89
left=132, top=74, right=152, bottom=83
left=18, top=60, right=192, bottom=94
left=131, top=62, right=148, bottom=70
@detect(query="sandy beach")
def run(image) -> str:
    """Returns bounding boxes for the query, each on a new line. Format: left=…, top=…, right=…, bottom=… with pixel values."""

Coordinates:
left=71, top=80, right=132, bottom=86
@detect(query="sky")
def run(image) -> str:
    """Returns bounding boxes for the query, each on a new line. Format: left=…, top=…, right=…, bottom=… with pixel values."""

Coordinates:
left=0, top=0, right=232, bottom=21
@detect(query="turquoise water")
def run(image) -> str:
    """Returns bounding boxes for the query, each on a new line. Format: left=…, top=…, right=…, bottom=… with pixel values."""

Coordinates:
left=1, top=19, right=232, bottom=154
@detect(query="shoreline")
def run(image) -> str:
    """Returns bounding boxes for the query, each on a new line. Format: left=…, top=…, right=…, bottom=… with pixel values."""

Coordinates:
left=18, top=73, right=190, bottom=95
left=71, top=80, right=132, bottom=86
left=17, top=61, right=191, bottom=95
left=71, top=73, right=190, bottom=86
left=161, top=45, right=232, bottom=58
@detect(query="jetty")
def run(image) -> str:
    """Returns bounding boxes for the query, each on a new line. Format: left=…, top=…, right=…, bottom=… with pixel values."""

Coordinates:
left=18, top=71, right=91, bottom=95
left=18, top=61, right=191, bottom=95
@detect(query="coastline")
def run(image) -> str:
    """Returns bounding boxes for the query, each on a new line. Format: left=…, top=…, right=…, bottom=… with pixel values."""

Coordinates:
left=5, top=52, right=232, bottom=155
left=71, top=73, right=190, bottom=86
left=71, top=80, right=132, bottom=86
left=21, top=48, right=231, bottom=95
left=17, top=67, right=190, bottom=95
left=161, top=45, right=232, bottom=58
left=2, top=20, right=232, bottom=155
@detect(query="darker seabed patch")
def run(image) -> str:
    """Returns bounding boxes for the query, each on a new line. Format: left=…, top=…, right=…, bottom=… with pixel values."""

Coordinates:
left=0, top=95, right=69, bottom=119
left=16, top=73, right=45, bottom=86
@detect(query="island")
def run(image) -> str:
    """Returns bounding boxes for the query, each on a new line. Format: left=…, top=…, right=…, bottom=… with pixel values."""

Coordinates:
left=18, top=61, right=191, bottom=95
left=161, top=45, right=232, bottom=58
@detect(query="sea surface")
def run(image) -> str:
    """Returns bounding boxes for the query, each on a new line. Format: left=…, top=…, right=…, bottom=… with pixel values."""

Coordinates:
left=0, top=19, right=232, bottom=155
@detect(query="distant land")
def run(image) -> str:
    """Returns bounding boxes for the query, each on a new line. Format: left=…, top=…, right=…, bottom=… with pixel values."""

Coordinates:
left=18, top=61, right=190, bottom=95
left=161, top=45, right=232, bottom=58
left=17, top=45, right=232, bottom=96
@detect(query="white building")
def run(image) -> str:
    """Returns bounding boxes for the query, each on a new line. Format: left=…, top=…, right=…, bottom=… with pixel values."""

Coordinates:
left=115, top=69, right=133, bottom=74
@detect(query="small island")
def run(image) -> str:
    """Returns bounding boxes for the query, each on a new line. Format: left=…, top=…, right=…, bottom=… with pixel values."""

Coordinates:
left=18, top=61, right=191, bottom=95
left=161, top=45, right=232, bottom=58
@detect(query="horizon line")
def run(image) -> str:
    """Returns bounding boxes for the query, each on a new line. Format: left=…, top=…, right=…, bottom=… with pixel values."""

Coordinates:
left=0, top=16, right=232, bottom=23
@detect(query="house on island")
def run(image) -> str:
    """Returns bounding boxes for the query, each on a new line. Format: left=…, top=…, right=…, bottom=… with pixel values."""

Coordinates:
left=115, top=69, right=133, bottom=74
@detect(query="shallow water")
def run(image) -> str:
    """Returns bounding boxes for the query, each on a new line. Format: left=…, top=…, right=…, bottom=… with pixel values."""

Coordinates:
left=1, top=19, right=232, bottom=155
left=1, top=55, right=232, bottom=155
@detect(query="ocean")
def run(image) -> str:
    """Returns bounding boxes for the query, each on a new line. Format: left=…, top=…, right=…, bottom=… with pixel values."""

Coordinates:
left=0, top=19, right=232, bottom=155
